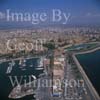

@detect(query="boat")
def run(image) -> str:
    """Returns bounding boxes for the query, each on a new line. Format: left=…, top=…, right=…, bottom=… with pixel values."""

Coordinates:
left=35, top=57, right=44, bottom=70
left=11, top=60, right=15, bottom=66
left=31, top=75, right=36, bottom=80
left=29, top=64, right=33, bottom=67
left=22, top=63, right=26, bottom=67
left=23, top=59, right=26, bottom=63
left=6, top=66, right=12, bottom=74
left=38, top=57, right=43, bottom=66
left=19, top=59, right=22, bottom=65
left=19, top=58, right=26, bottom=69
left=6, top=60, right=15, bottom=74
left=35, top=67, right=44, bottom=70
left=19, top=58, right=26, bottom=65
left=6, top=63, right=13, bottom=74
left=21, top=67, right=26, bottom=71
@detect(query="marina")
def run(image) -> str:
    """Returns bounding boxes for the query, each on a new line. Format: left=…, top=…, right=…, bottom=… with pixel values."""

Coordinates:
left=0, top=57, right=44, bottom=100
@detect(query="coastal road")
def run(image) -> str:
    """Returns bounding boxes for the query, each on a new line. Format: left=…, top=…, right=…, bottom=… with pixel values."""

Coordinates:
left=72, top=54, right=100, bottom=100
left=63, top=55, right=95, bottom=100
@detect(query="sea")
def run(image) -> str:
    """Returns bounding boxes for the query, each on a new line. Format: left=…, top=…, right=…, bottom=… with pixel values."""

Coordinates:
left=76, top=49, right=100, bottom=96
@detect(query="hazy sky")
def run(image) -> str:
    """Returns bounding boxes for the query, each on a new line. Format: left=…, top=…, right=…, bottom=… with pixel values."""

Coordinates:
left=0, top=0, right=100, bottom=28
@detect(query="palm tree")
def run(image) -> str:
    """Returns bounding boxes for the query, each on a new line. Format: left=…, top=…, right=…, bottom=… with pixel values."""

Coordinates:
left=43, top=42, right=55, bottom=75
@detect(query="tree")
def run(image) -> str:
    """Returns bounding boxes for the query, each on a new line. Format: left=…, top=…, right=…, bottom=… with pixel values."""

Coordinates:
left=43, top=42, right=55, bottom=50
left=43, top=42, right=55, bottom=76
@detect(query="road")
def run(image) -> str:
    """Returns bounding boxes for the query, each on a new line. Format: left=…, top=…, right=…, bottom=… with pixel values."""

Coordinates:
left=34, top=53, right=96, bottom=100
left=63, top=54, right=96, bottom=100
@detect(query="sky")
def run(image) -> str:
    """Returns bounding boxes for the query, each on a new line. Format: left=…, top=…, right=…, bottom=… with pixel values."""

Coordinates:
left=0, top=0, right=100, bottom=28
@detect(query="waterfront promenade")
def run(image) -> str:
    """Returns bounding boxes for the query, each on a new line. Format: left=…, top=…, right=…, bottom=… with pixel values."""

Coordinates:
left=72, top=47, right=100, bottom=100
left=74, top=46, right=100, bottom=55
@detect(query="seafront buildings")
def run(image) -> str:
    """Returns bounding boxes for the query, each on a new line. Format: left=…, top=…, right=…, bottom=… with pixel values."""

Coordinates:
left=0, top=27, right=100, bottom=55
left=52, top=53, right=65, bottom=96
left=0, top=27, right=100, bottom=100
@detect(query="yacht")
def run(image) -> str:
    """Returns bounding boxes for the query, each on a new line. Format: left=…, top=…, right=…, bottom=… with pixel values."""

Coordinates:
left=6, top=63, right=12, bottom=74
left=21, top=68, right=26, bottom=71
left=19, top=59, right=22, bottom=65
left=11, top=60, right=15, bottom=66
left=19, top=58, right=26, bottom=69
left=35, top=67, right=44, bottom=70
left=35, top=57, right=44, bottom=70
left=6, top=60, right=15, bottom=74
left=19, top=58, right=26, bottom=65
left=29, top=64, right=33, bottom=67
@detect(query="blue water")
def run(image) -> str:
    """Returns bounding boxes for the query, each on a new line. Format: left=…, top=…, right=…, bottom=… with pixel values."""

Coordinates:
left=66, top=43, right=96, bottom=51
left=76, top=50, right=100, bottom=96
left=0, top=58, right=44, bottom=100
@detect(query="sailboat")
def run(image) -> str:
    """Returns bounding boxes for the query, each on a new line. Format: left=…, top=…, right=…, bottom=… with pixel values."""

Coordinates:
left=35, top=57, right=44, bottom=70
left=6, top=60, right=15, bottom=74
left=19, top=58, right=26, bottom=70
left=29, top=64, right=33, bottom=67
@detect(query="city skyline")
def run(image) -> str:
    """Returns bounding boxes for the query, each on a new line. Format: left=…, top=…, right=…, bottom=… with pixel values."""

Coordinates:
left=0, top=0, right=100, bottom=28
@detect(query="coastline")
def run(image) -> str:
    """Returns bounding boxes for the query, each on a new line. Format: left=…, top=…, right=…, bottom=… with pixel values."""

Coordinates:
left=72, top=47, right=100, bottom=100
left=74, top=46, right=100, bottom=55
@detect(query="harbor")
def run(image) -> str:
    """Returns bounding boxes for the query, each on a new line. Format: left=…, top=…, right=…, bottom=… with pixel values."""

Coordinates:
left=0, top=56, right=44, bottom=100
